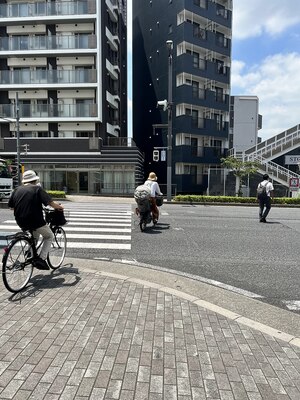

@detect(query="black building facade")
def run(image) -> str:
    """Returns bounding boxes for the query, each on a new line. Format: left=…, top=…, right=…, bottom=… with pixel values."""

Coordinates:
left=133, top=0, right=232, bottom=194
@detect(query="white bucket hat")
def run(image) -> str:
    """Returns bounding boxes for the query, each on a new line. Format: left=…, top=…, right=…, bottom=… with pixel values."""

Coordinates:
left=22, top=170, right=39, bottom=184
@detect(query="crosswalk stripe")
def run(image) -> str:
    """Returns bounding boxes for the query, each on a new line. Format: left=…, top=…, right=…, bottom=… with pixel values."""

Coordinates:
left=70, top=217, right=131, bottom=221
left=1, top=203, right=133, bottom=251
left=67, top=242, right=131, bottom=250
left=0, top=218, right=131, bottom=226
left=69, top=212, right=131, bottom=217
left=0, top=224, right=130, bottom=233
left=68, top=222, right=131, bottom=227
left=67, top=233, right=131, bottom=240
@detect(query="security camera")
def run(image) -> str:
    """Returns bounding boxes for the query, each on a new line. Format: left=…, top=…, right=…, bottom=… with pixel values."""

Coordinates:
left=166, top=40, right=173, bottom=50
left=157, top=99, right=168, bottom=111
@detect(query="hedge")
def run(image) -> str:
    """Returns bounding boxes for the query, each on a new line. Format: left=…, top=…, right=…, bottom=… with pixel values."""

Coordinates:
left=46, top=190, right=66, bottom=199
left=173, top=195, right=300, bottom=205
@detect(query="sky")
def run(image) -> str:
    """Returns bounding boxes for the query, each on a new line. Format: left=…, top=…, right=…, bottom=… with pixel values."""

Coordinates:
left=127, top=0, right=300, bottom=141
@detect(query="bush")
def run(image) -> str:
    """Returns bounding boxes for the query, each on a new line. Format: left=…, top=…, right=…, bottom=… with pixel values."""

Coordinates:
left=173, top=195, right=300, bottom=205
left=46, top=190, right=66, bottom=199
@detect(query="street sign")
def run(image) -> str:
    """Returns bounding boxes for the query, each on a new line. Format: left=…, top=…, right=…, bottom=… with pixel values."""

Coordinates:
left=289, top=177, right=299, bottom=190
left=161, top=150, right=166, bottom=162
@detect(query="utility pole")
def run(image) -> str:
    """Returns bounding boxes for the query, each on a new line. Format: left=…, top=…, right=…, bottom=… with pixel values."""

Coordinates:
left=15, top=92, right=21, bottom=185
left=166, top=40, right=173, bottom=202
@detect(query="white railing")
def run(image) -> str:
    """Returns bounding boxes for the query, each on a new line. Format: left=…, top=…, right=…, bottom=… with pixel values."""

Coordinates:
left=245, top=124, right=300, bottom=159
left=248, top=155, right=300, bottom=186
left=229, top=124, right=300, bottom=187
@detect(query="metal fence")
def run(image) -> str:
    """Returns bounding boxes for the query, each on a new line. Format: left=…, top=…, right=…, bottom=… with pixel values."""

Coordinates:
left=207, top=168, right=290, bottom=198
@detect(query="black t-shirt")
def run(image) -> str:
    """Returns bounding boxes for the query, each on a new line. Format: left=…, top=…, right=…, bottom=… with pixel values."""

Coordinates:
left=8, top=184, right=52, bottom=230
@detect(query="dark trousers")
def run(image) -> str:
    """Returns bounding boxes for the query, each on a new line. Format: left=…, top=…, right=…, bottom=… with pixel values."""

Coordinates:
left=259, top=196, right=271, bottom=220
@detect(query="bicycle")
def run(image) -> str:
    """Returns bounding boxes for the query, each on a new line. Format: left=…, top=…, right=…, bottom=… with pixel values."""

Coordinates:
left=2, top=208, right=68, bottom=293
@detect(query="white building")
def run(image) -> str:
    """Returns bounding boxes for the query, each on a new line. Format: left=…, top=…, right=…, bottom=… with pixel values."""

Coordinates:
left=0, top=0, right=143, bottom=194
left=230, top=95, right=262, bottom=152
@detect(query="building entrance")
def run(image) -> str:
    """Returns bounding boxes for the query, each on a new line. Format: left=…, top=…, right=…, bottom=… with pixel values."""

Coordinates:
left=79, top=171, right=88, bottom=192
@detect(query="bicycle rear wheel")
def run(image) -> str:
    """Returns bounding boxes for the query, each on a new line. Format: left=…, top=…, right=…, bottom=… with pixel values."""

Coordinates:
left=47, top=227, right=66, bottom=269
left=2, top=237, right=34, bottom=293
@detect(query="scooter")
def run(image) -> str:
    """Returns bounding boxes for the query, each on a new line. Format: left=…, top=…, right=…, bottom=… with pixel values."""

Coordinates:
left=135, top=199, right=153, bottom=232
left=135, top=195, right=163, bottom=232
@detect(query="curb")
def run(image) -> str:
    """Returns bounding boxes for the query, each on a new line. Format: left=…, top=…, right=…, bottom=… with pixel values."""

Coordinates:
left=78, top=261, right=300, bottom=350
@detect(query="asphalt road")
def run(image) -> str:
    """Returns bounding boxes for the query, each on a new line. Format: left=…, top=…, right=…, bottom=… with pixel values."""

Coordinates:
left=130, top=204, right=300, bottom=311
left=1, top=201, right=300, bottom=314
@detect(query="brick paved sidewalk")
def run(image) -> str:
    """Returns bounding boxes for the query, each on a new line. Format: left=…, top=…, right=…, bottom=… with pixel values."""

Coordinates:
left=1, top=264, right=300, bottom=400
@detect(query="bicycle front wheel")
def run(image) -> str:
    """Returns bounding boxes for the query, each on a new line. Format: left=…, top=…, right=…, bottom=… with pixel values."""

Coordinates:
left=47, top=227, right=67, bottom=269
left=2, top=237, right=34, bottom=293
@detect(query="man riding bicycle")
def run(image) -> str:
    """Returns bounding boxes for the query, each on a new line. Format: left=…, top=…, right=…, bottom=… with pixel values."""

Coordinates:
left=8, top=170, right=64, bottom=270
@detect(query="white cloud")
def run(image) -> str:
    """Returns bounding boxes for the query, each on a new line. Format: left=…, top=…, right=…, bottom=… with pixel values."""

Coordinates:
left=232, top=1, right=300, bottom=139
left=231, top=53, right=300, bottom=139
left=233, top=0, right=300, bottom=39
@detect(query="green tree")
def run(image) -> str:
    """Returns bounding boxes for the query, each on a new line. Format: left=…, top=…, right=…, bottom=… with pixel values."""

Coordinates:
left=221, top=156, right=259, bottom=196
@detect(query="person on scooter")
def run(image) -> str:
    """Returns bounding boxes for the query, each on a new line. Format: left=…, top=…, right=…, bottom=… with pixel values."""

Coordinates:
left=144, top=172, right=163, bottom=224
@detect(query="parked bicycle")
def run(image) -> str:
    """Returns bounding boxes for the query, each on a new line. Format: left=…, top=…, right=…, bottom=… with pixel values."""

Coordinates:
left=2, top=208, right=68, bottom=293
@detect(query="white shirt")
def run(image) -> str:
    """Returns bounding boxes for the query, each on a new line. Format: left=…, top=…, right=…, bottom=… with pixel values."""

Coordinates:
left=144, top=179, right=162, bottom=197
left=258, top=180, right=274, bottom=196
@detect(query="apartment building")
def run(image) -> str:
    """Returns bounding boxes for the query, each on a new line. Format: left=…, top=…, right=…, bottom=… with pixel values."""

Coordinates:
left=133, top=0, right=232, bottom=194
left=0, top=0, right=143, bottom=194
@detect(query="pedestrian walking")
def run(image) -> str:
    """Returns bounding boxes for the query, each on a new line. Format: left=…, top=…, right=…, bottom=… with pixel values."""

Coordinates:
left=257, top=173, right=274, bottom=223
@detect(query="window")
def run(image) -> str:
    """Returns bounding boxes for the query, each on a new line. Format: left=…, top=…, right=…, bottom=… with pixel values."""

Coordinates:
left=215, top=87, right=224, bottom=102
left=35, top=2, right=46, bottom=15
left=184, top=165, right=190, bottom=174
left=36, top=100, right=48, bottom=116
left=36, top=67, right=47, bottom=82
left=193, top=0, right=207, bottom=9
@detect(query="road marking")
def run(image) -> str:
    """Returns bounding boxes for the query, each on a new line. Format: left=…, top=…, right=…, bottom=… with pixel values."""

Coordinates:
left=1, top=203, right=133, bottom=251
left=0, top=225, right=131, bottom=233
left=67, top=233, right=131, bottom=240
left=67, top=242, right=131, bottom=249
left=283, top=300, right=300, bottom=311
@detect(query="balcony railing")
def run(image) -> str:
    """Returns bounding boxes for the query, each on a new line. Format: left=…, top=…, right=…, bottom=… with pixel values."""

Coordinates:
left=0, top=69, right=97, bottom=85
left=0, top=34, right=97, bottom=51
left=0, top=0, right=96, bottom=18
left=0, top=103, right=98, bottom=118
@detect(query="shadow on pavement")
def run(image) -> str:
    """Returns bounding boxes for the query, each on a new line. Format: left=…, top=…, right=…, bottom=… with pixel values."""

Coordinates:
left=8, top=264, right=81, bottom=302
left=143, top=223, right=171, bottom=234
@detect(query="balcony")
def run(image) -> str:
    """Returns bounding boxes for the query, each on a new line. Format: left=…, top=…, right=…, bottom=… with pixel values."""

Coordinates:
left=176, top=53, right=230, bottom=84
left=0, top=34, right=97, bottom=52
left=0, top=103, right=98, bottom=119
left=106, top=121, right=120, bottom=137
left=176, top=85, right=229, bottom=111
left=106, top=27, right=119, bottom=52
left=106, top=91, right=120, bottom=109
left=0, top=69, right=97, bottom=86
left=106, top=0, right=118, bottom=22
left=174, top=144, right=228, bottom=163
left=3, top=137, right=101, bottom=154
left=177, top=22, right=231, bottom=57
left=0, top=0, right=96, bottom=19
left=106, top=59, right=119, bottom=80
left=175, top=115, right=229, bottom=138
left=184, top=0, right=232, bottom=29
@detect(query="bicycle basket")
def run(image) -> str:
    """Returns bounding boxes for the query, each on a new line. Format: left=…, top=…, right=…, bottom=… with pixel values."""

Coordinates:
left=156, top=195, right=163, bottom=207
left=45, top=210, right=67, bottom=226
